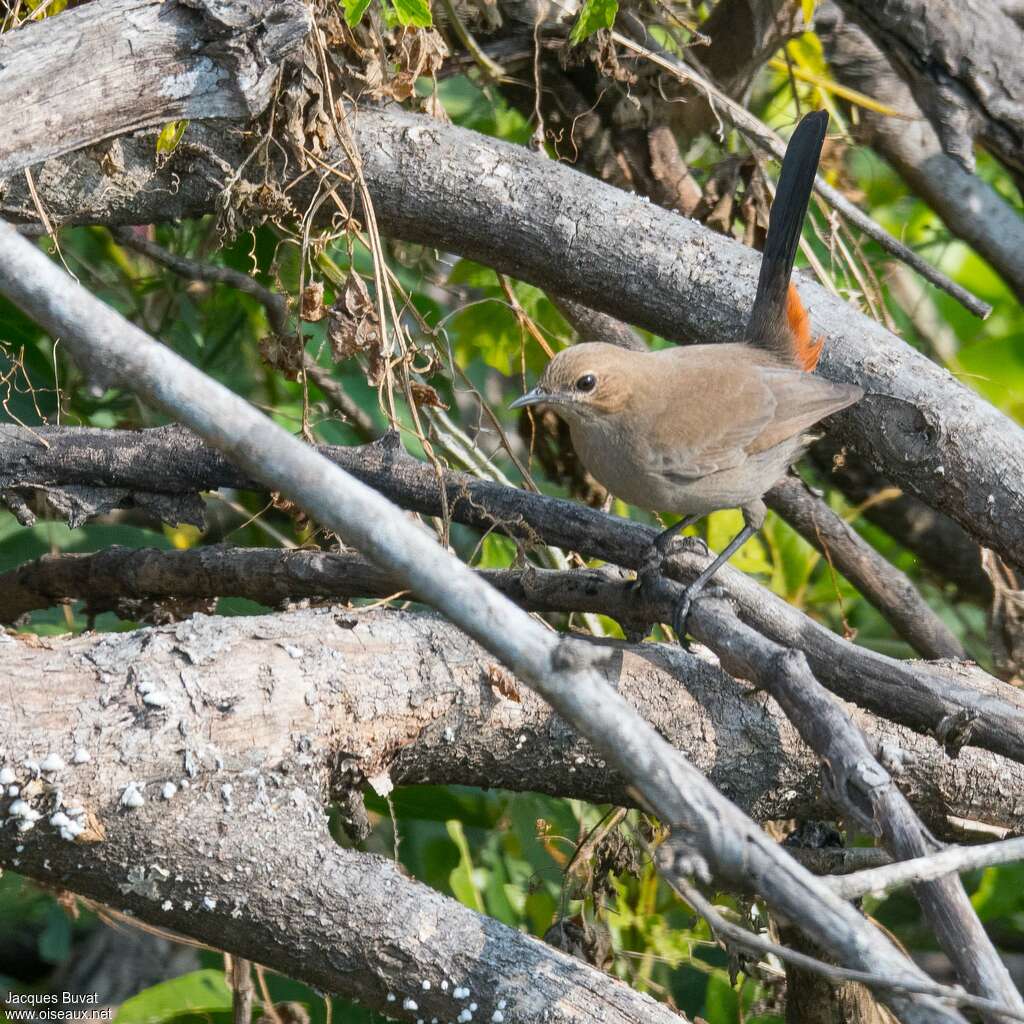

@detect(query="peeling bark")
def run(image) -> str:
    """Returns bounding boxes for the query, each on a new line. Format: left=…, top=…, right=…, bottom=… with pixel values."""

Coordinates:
left=0, top=0, right=310, bottom=178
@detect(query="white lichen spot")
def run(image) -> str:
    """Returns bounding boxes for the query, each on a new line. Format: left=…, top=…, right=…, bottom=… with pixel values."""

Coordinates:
left=421, top=981, right=431, bottom=991
left=0, top=768, right=16, bottom=785
left=367, top=772, right=393, bottom=798
left=40, top=753, right=65, bottom=773
left=8, top=784, right=20, bottom=797
left=203, top=896, right=217, bottom=911
left=402, top=999, right=418, bottom=1012
left=161, top=782, right=178, bottom=800
left=440, top=981, right=449, bottom=992
left=469, top=1004, right=477, bottom=1013
left=443, top=726, right=455, bottom=743
left=497, top=1001, right=506, bottom=1010
left=143, top=691, right=170, bottom=708
left=457, top=1010, right=472, bottom=1024
left=386, top=994, right=396, bottom=1003
left=120, top=782, right=145, bottom=808
left=284, top=644, right=305, bottom=659
left=183, top=900, right=193, bottom=911
left=50, top=812, right=71, bottom=829
left=453, top=987, right=470, bottom=1000
left=9, top=799, right=40, bottom=822
left=491, top=1014, right=504, bottom=1023
left=221, top=783, right=233, bottom=808
left=162, top=900, right=173, bottom=911
left=72, top=747, right=91, bottom=764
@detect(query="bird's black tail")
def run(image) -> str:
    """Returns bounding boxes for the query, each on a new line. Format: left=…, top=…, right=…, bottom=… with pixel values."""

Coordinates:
left=744, top=110, right=828, bottom=369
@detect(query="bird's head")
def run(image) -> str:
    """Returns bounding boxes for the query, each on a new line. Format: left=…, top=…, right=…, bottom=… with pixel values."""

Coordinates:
left=510, top=343, right=634, bottom=422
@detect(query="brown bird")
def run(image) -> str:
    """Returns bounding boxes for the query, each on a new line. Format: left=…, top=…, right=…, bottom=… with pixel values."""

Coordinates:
left=511, top=111, right=863, bottom=637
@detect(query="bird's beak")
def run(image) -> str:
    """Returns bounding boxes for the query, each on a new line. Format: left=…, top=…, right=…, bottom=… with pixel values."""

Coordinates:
left=509, top=386, right=548, bottom=410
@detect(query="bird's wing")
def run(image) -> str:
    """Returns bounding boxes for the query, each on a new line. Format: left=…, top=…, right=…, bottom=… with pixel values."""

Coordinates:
left=637, top=346, right=862, bottom=480
left=641, top=358, right=779, bottom=481
left=749, top=366, right=863, bottom=452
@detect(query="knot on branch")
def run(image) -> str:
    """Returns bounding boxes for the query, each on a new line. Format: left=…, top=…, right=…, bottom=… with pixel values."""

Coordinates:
left=935, top=708, right=980, bottom=757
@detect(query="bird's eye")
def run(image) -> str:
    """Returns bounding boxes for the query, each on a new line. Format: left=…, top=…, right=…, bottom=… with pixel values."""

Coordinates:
left=575, top=373, right=597, bottom=393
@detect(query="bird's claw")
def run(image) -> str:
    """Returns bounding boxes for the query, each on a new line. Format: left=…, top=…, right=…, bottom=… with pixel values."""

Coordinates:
left=672, top=589, right=695, bottom=643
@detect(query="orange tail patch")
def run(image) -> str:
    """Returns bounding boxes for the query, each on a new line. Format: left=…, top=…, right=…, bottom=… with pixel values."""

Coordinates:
left=786, top=282, right=824, bottom=371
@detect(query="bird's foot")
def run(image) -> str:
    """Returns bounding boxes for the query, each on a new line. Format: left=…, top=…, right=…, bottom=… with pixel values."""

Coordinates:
left=638, top=533, right=708, bottom=584
left=671, top=582, right=727, bottom=646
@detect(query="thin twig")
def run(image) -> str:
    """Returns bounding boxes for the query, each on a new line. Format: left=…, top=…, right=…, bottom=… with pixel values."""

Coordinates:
left=830, top=835, right=1024, bottom=901
left=657, top=857, right=1024, bottom=1024
left=613, top=17, right=992, bottom=320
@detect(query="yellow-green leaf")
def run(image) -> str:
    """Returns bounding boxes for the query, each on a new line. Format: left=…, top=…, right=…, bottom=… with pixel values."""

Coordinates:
left=801, top=0, right=816, bottom=23
left=569, top=0, right=617, bottom=44
left=342, top=0, right=374, bottom=27
left=390, top=0, right=432, bottom=28
left=155, top=120, right=188, bottom=157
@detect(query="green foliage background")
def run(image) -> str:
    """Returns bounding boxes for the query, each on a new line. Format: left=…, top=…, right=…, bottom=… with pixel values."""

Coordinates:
left=2, top=5, right=1024, bottom=1022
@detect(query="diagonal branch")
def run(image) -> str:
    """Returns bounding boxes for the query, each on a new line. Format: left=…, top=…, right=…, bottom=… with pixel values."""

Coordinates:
left=0, top=216, right=968, bottom=1024
left=690, top=596, right=1024, bottom=1020
left=5, top=104, right=1023, bottom=573
left=3, top=423, right=1022, bottom=767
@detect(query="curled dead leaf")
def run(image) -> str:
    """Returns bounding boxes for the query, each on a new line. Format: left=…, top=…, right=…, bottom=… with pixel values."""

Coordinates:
left=487, top=662, right=521, bottom=702
left=327, top=273, right=385, bottom=385
left=410, top=382, right=448, bottom=410
left=301, top=281, right=326, bottom=322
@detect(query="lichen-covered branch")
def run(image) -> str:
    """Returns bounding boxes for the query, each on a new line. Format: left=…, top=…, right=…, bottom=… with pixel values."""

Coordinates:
left=0, top=613, right=683, bottom=1023
left=0, top=220, right=966, bottom=1024
left=0, top=0, right=310, bottom=178
left=4, top=424, right=1022, bottom=769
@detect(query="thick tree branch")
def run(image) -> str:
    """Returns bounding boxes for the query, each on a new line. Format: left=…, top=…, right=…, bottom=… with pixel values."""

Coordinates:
left=0, top=219, right=967, bottom=1024
left=0, top=0, right=311, bottom=178
left=4, top=606, right=1019, bottom=832
left=4, top=423, right=1022, bottom=768
left=817, top=3, right=1024, bottom=303
left=835, top=0, right=1024, bottom=180
left=0, top=617, right=680, bottom=1023
left=6, top=105, right=1022, bottom=578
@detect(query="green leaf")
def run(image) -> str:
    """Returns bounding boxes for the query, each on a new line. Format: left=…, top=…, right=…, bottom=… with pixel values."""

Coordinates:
left=390, top=0, right=432, bottom=27
left=446, top=820, right=486, bottom=913
left=155, top=120, right=188, bottom=157
left=114, top=970, right=232, bottom=1024
left=342, top=0, right=374, bottom=27
left=972, top=863, right=1024, bottom=921
left=569, top=0, right=617, bottom=45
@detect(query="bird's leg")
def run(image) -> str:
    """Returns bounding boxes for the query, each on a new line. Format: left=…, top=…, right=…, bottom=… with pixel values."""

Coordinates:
left=672, top=501, right=767, bottom=641
left=671, top=524, right=757, bottom=638
left=638, top=514, right=705, bottom=582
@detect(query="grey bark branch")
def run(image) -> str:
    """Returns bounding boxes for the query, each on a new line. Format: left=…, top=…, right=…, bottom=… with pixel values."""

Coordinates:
left=690, top=597, right=1024, bottom=1021
left=0, top=220, right=966, bottom=1024
left=4, top=606, right=1020, bottom=833
left=6, top=105, right=1021, bottom=577
left=3, top=423, right=1022, bottom=767
left=0, top=615, right=681, bottom=1023
left=0, top=0, right=311, bottom=178
left=817, top=3, right=1024, bottom=304
left=831, top=836, right=1024, bottom=901
left=835, top=0, right=1024, bottom=180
